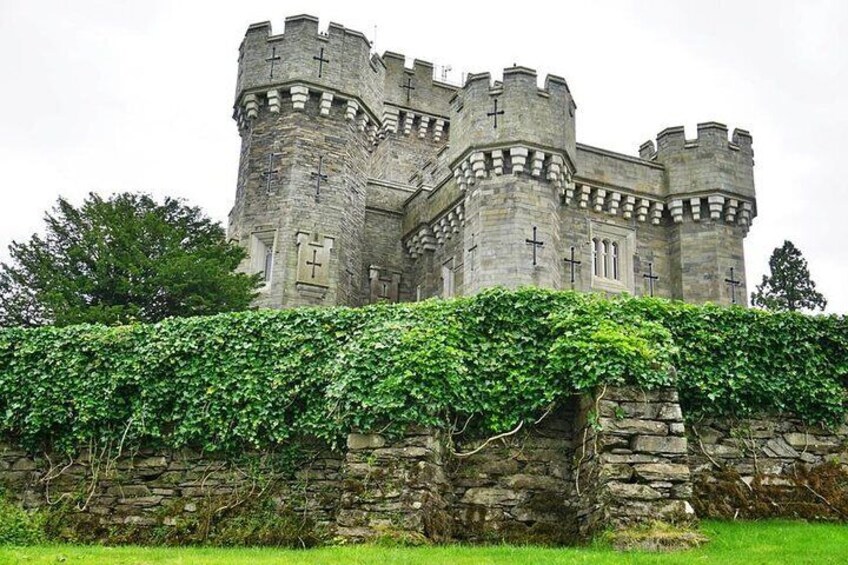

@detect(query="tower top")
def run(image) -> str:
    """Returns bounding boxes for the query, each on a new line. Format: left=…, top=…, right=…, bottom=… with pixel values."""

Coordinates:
left=236, top=15, right=385, bottom=120
left=448, top=66, right=577, bottom=171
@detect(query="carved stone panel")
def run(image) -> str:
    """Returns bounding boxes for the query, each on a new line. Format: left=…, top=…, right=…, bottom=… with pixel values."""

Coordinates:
left=296, top=232, right=334, bottom=288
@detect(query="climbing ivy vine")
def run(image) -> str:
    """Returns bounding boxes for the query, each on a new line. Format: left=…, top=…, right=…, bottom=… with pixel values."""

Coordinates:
left=0, top=287, right=844, bottom=455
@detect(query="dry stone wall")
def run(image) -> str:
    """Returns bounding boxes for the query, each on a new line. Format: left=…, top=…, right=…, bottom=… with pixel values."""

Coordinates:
left=575, top=387, right=696, bottom=537
left=688, top=416, right=848, bottom=520
left=338, top=429, right=451, bottom=542
left=1, top=387, right=846, bottom=545
left=451, top=405, right=578, bottom=543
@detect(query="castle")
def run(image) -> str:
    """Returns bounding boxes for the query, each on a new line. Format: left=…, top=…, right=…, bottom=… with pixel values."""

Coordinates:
left=228, top=14, right=757, bottom=308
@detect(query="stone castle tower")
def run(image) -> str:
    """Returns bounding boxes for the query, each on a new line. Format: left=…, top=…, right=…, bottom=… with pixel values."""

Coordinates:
left=228, top=14, right=756, bottom=308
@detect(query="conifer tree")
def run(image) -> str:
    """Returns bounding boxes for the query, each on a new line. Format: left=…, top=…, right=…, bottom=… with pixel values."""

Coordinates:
left=0, top=192, right=260, bottom=327
left=751, top=240, right=826, bottom=312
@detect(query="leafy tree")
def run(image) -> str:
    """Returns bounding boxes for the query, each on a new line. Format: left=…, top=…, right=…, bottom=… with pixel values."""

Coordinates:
left=0, top=192, right=259, bottom=327
left=751, top=240, right=826, bottom=312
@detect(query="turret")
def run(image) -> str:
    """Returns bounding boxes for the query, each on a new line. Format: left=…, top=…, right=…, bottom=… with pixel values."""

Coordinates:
left=228, top=16, right=384, bottom=308
left=643, top=123, right=756, bottom=305
left=449, top=67, right=576, bottom=167
left=448, top=67, right=578, bottom=293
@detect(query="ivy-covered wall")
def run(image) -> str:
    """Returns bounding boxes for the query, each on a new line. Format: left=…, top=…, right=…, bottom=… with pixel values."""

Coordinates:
left=0, top=287, right=846, bottom=544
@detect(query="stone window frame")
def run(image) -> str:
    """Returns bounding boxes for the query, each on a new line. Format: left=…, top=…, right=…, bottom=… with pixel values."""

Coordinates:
left=441, top=258, right=455, bottom=298
left=250, top=230, right=277, bottom=289
left=589, top=221, right=635, bottom=294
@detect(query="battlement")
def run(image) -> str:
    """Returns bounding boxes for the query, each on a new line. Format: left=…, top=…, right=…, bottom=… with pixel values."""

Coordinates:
left=448, top=66, right=577, bottom=170
left=646, top=123, right=756, bottom=214
left=649, top=122, right=754, bottom=156
left=235, top=15, right=385, bottom=119
left=382, top=52, right=457, bottom=117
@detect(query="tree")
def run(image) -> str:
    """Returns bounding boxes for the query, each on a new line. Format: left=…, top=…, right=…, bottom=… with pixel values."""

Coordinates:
left=0, top=192, right=260, bottom=327
left=751, top=240, right=827, bottom=312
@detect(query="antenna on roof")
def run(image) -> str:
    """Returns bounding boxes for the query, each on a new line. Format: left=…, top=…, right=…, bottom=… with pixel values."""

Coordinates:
left=441, top=65, right=452, bottom=82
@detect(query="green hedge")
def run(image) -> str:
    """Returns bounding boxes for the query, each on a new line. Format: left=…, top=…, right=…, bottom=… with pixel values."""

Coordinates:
left=0, top=288, right=845, bottom=454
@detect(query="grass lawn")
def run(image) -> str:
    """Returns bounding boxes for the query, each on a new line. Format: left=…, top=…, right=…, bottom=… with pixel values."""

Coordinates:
left=1, top=520, right=847, bottom=565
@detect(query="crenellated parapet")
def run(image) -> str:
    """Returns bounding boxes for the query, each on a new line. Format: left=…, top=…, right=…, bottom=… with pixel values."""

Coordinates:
left=448, top=67, right=577, bottom=173
left=382, top=52, right=457, bottom=117
left=642, top=122, right=757, bottom=230
left=235, top=15, right=385, bottom=127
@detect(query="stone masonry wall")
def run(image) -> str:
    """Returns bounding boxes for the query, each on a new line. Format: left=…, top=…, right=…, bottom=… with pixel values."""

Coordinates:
left=2, top=387, right=846, bottom=545
left=0, top=444, right=345, bottom=534
left=451, top=405, right=578, bottom=544
left=688, top=416, right=848, bottom=519
left=338, top=429, right=452, bottom=542
left=575, top=386, right=695, bottom=537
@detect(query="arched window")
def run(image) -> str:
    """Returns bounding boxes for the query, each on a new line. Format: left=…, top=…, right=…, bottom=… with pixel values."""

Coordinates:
left=602, top=240, right=610, bottom=278
left=611, top=242, right=619, bottom=280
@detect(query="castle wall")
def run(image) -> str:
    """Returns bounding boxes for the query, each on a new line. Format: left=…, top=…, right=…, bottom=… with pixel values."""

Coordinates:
left=369, top=126, right=447, bottom=187
left=654, top=123, right=755, bottom=202
left=237, top=17, right=384, bottom=119
left=558, top=208, right=673, bottom=299
left=575, top=144, right=666, bottom=199
left=670, top=221, right=748, bottom=305
left=463, top=173, right=562, bottom=293
left=382, top=53, right=456, bottom=118
left=448, top=69, right=576, bottom=168
left=361, top=208, right=407, bottom=302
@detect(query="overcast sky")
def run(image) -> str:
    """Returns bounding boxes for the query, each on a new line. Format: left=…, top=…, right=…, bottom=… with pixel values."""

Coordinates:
left=1, top=0, right=846, bottom=312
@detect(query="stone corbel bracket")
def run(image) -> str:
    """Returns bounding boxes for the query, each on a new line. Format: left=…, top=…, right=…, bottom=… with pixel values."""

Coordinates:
left=668, top=194, right=755, bottom=230
left=450, top=145, right=572, bottom=194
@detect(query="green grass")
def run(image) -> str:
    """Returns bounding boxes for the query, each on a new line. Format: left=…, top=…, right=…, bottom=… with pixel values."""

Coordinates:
left=1, top=521, right=847, bottom=564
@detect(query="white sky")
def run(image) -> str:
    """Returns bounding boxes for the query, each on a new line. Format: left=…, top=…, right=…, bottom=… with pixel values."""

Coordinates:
left=1, top=0, right=846, bottom=312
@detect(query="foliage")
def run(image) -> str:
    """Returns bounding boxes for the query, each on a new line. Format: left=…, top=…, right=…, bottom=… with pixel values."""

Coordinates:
left=0, top=192, right=259, bottom=327
left=0, top=492, right=45, bottom=545
left=751, top=240, right=827, bottom=312
left=41, top=492, right=322, bottom=548
left=547, top=299, right=678, bottom=391
left=0, top=288, right=845, bottom=456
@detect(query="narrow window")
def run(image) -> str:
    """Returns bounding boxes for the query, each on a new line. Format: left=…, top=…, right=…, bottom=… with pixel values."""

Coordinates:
left=602, top=240, right=610, bottom=278
left=251, top=231, right=276, bottom=285
left=612, top=242, right=619, bottom=280
left=592, top=238, right=601, bottom=276
left=263, top=246, right=273, bottom=283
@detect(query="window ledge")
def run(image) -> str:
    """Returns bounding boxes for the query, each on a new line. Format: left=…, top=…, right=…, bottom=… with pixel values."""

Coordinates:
left=591, top=277, right=629, bottom=294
